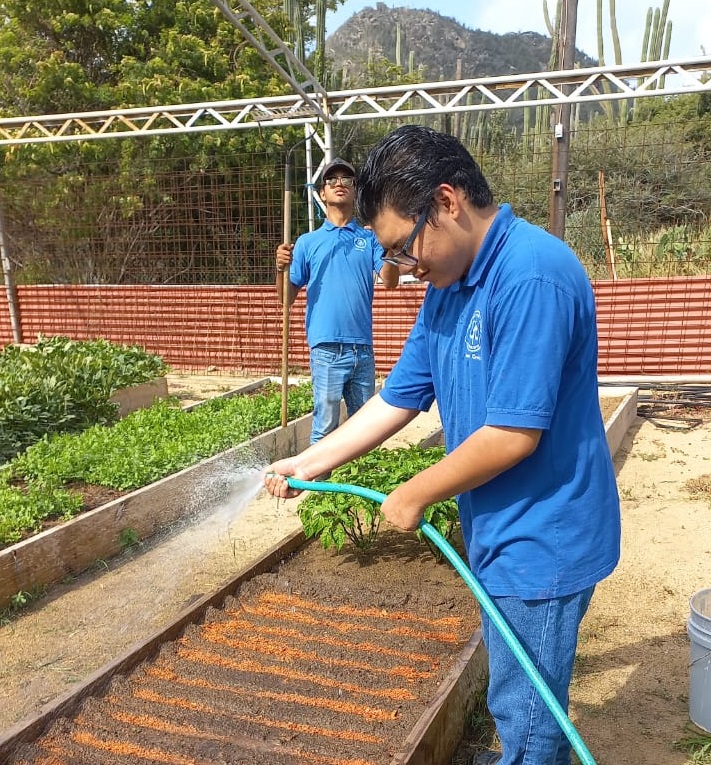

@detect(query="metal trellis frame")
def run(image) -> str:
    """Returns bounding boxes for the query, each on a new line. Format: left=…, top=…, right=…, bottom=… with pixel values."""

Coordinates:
left=0, top=58, right=709, bottom=146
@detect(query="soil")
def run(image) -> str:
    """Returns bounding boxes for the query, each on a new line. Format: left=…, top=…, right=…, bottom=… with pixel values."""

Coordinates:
left=1, top=378, right=710, bottom=765
left=9, top=533, right=479, bottom=765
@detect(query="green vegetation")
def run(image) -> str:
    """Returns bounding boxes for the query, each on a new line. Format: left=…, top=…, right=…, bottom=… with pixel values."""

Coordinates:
left=297, top=444, right=459, bottom=556
left=0, top=3, right=707, bottom=287
left=0, top=381, right=313, bottom=547
left=0, top=336, right=169, bottom=464
left=0, top=585, right=46, bottom=626
left=675, top=726, right=711, bottom=765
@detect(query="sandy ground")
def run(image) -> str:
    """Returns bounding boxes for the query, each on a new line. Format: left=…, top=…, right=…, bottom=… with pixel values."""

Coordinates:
left=568, top=405, right=711, bottom=765
left=1, top=379, right=710, bottom=765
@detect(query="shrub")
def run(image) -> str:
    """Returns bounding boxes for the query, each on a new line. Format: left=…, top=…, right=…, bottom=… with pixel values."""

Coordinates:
left=298, top=444, right=459, bottom=557
left=0, top=336, right=169, bottom=463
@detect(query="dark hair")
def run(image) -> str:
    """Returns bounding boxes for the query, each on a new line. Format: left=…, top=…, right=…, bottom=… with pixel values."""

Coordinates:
left=356, top=125, right=493, bottom=224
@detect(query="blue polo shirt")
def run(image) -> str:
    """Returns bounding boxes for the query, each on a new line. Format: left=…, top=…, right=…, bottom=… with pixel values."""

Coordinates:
left=381, top=204, right=620, bottom=599
left=290, top=219, right=385, bottom=348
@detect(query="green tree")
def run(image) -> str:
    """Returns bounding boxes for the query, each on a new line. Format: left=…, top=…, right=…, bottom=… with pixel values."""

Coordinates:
left=0, top=0, right=310, bottom=286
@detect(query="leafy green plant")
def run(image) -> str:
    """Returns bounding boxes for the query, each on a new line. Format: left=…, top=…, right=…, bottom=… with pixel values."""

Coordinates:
left=119, top=528, right=140, bottom=549
left=0, top=336, right=170, bottom=463
left=297, top=444, right=459, bottom=556
left=0, top=470, right=83, bottom=545
left=0, top=381, right=313, bottom=547
left=675, top=725, right=711, bottom=765
left=0, top=585, right=47, bottom=625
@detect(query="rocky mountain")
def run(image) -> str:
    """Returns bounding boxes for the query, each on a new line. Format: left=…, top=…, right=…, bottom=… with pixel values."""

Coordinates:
left=326, top=4, right=597, bottom=84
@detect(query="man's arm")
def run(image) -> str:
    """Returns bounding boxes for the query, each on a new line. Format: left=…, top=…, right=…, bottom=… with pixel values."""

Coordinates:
left=275, top=242, right=300, bottom=306
left=263, top=394, right=419, bottom=497
left=381, top=425, right=542, bottom=530
left=379, top=261, right=400, bottom=289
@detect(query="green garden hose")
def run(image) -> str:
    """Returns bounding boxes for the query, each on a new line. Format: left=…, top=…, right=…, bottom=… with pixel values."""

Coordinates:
left=285, top=476, right=598, bottom=765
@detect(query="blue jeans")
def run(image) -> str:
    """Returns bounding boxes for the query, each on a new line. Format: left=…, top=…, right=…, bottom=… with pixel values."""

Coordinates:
left=480, top=587, right=595, bottom=765
left=309, top=342, right=375, bottom=444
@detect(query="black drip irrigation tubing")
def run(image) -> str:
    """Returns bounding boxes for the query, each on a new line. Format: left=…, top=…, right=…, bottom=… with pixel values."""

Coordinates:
left=601, top=382, right=711, bottom=430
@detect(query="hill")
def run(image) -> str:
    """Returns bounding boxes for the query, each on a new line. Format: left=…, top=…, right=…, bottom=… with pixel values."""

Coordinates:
left=326, top=4, right=597, bottom=83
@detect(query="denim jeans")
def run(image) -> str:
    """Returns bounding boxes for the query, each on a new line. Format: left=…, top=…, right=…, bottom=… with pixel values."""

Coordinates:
left=309, top=342, right=376, bottom=444
left=480, top=587, right=595, bottom=765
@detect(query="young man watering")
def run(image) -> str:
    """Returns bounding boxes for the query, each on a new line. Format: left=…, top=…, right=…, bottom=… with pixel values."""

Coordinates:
left=265, top=125, right=620, bottom=765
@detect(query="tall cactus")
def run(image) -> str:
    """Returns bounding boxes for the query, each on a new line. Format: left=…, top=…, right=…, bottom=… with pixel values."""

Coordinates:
left=282, top=0, right=305, bottom=62
left=609, top=0, right=627, bottom=122
left=640, top=1, right=672, bottom=88
left=640, top=8, right=653, bottom=62
left=642, top=0, right=671, bottom=62
left=314, top=0, right=326, bottom=83
left=395, top=23, right=402, bottom=68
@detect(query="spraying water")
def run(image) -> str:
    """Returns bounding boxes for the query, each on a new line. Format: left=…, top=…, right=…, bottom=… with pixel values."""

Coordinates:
left=179, top=459, right=267, bottom=553
left=121, top=456, right=274, bottom=617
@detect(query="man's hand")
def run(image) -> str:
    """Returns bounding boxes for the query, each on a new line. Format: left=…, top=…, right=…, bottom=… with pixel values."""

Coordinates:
left=262, top=457, right=305, bottom=499
left=276, top=242, right=294, bottom=273
left=380, top=482, right=427, bottom=531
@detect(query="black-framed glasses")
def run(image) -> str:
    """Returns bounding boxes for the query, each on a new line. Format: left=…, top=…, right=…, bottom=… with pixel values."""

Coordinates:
left=382, top=207, right=429, bottom=267
left=324, top=176, right=355, bottom=188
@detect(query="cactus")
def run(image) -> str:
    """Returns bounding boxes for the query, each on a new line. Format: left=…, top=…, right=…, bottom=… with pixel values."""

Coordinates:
left=314, top=0, right=326, bottom=82
left=640, top=8, right=652, bottom=61
left=609, top=0, right=628, bottom=122
left=395, top=23, right=402, bottom=68
left=640, top=1, right=672, bottom=88
left=282, top=0, right=305, bottom=62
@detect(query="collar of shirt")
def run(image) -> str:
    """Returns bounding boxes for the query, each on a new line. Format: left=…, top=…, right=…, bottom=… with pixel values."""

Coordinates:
left=455, top=203, right=514, bottom=292
left=322, top=217, right=357, bottom=232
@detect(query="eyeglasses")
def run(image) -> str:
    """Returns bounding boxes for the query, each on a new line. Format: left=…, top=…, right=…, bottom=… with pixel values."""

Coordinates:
left=382, top=207, right=429, bottom=267
left=324, top=176, right=355, bottom=188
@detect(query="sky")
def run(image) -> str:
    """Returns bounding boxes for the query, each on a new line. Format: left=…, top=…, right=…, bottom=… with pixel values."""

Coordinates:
left=326, top=0, right=710, bottom=66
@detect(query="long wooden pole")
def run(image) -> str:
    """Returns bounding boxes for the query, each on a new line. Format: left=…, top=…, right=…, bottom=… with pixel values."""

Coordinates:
left=281, top=158, right=292, bottom=428
left=548, top=0, right=578, bottom=239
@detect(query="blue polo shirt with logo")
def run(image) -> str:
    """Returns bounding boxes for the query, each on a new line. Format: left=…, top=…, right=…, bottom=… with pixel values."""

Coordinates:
left=290, top=219, right=385, bottom=348
left=381, top=203, right=620, bottom=599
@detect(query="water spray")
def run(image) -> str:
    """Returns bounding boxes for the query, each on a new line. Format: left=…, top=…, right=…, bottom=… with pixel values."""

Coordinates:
left=285, top=476, right=598, bottom=765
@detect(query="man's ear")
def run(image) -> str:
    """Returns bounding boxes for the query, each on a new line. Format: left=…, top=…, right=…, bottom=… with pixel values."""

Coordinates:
left=434, top=183, right=461, bottom=219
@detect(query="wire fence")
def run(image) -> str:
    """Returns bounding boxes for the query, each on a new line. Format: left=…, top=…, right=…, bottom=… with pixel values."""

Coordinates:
left=1, top=102, right=710, bottom=373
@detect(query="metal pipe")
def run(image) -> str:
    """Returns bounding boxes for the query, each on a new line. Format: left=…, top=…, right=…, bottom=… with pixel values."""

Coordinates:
left=0, top=191, right=22, bottom=344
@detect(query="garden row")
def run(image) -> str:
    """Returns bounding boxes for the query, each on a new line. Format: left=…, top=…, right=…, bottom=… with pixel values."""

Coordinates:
left=0, top=337, right=315, bottom=546
left=0, top=336, right=453, bottom=611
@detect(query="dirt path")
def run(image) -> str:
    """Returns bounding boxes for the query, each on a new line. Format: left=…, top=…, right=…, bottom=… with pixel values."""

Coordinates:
left=570, top=409, right=711, bottom=765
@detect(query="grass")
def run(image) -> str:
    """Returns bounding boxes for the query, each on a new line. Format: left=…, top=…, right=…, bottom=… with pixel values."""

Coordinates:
left=0, top=586, right=46, bottom=625
left=675, top=725, right=711, bottom=764
left=684, top=473, right=711, bottom=505
left=450, top=686, right=499, bottom=764
left=577, top=223, right=711, bottom=280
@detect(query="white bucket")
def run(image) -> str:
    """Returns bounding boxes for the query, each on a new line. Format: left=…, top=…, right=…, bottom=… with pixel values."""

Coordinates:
left=687, top=588, right=711, bottom=733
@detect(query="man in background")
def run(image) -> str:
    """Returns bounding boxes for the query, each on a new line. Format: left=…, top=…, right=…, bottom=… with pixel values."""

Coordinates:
left=276, top=157, right=399, bottom=444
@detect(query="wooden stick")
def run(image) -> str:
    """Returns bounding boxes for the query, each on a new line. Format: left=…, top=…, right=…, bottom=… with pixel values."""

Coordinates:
left=281, top=161, right=292, bottom=428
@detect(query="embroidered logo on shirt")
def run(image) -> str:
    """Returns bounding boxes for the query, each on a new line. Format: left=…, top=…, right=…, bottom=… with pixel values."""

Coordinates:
left=465, top=310, right=482, bottom=360
left=354, top=237, right=367, bottom=250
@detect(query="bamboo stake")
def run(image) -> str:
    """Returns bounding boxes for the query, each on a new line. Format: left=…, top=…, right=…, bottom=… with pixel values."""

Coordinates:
left=598, top=169, right=617, bottom=280
left=281, top=158, right=292, bottom=429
